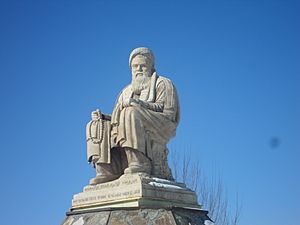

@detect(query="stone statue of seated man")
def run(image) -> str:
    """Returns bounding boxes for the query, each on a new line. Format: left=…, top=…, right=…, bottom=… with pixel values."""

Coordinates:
left=86, top=47, right=180, bottom=185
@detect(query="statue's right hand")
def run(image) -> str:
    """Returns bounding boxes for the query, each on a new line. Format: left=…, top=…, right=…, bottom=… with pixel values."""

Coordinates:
left=91, top=110, right=100, bottom=120
left=123, top=97, right=132, bottom=108
left=90, top=155, right=100, bottom=168
left=89, top=155, right=100, bottom=168
left=91, top=155, right=100, bottom=164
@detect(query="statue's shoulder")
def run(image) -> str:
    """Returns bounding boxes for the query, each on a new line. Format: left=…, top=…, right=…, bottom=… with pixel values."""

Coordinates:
left=114, top=84, right=132, bottom=104
left=156, top=75, right=175, bottom=88
left=118, top=84, right=132, bottom=95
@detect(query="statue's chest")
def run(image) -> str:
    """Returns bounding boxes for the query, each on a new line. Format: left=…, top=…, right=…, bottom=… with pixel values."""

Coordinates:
left=123, top=87, right=150, bottom=102
left=139, top=88, right=150, bottom=101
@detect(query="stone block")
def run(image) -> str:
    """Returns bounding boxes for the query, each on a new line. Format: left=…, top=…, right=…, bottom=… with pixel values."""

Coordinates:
left=70, top=174, right=200, bottom=212
left=62, top=208, right=212, bottom=225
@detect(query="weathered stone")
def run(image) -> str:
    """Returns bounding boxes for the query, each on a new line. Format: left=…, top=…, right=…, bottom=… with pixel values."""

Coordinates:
left=173, top=208, right=210, bottom=225
left=71, top=174, right=200, bottom=212
left=62, top=208, right=212, bottom=225
left=61, top=212, right=110, bottom=225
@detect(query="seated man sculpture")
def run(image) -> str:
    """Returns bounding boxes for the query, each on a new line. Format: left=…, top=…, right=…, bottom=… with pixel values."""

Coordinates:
left=86, top=47, right=180, bottom=185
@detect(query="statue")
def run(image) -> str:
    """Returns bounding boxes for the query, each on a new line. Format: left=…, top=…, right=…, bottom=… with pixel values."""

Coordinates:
left=86, top=47, right=180, bottom=185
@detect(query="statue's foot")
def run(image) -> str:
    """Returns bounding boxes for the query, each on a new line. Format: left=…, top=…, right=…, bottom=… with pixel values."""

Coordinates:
left=89, top=174, right=119, bottom=185
left=124, top=148, right=151, bottom=174
left=124, top=162, right=151, bottom=174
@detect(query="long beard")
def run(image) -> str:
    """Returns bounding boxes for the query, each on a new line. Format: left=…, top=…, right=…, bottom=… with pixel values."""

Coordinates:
left=131, top=74, right=151, bottom=95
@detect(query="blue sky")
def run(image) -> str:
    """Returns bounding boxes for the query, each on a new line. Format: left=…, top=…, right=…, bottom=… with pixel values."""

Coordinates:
left=0, top=0, right=299, bottom=224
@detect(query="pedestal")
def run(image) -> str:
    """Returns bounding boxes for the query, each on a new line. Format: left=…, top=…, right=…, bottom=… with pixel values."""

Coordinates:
left=71, top=174, right=200, bottom=212
left=63, top=174, right=213, bottom=225
left=62, top=208, right=212, bottom=225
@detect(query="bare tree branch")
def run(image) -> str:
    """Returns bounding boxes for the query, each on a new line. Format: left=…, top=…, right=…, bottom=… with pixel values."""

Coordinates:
left=170, top=148, right=242, bottom=225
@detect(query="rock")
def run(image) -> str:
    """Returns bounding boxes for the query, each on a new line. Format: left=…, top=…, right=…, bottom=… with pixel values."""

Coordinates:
left=62, top=208, right=212, bottom=225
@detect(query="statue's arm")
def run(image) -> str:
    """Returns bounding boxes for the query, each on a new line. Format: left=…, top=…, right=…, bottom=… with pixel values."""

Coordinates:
left=133, top=80, right=166, bottom=112
left=136, top=100, right=164, bottom=112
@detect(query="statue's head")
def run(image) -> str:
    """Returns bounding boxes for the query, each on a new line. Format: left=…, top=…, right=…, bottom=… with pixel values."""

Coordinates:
left=129, top=47, right=155, bottom=94
left=129, top=47, right=155, bottom=76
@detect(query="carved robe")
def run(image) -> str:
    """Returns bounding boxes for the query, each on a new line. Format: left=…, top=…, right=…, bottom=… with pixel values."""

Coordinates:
left=111, top=73, right=180, bottom=160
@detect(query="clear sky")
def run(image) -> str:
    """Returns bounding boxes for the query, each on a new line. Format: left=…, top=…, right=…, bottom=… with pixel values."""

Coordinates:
left=0, top=0, right=299, bottom=224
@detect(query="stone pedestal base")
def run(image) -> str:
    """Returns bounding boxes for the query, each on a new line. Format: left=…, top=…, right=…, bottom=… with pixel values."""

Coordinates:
left=71, top=174, right=200, bottom=212
left=62, top=208, right=212, bottom=225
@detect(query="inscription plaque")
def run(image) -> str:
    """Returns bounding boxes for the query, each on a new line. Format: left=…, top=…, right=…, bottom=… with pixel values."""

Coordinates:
left=71, top=174, right=200, bottom=211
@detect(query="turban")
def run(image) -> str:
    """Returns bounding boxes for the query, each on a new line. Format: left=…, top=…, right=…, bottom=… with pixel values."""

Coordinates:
left=129, top=47, right=155, bottom=68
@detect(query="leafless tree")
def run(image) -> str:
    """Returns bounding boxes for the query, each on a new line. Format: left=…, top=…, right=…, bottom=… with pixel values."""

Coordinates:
left=171, top=148, right=241, bottom=225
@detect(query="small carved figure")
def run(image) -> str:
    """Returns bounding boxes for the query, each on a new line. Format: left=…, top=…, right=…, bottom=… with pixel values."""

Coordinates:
left=87, top=47, right=180, bottom=185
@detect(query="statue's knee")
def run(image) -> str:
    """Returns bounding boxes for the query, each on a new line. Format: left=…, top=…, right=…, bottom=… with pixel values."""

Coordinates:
left=126, top=106, right=140, bottom=118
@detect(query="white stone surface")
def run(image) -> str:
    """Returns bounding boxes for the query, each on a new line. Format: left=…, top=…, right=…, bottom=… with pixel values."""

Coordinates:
left=148, top=181, right=185, bottom=189
left=71, top=174, right=200, bottom=211
left=204, top=220, right=215, bottom=225
left=73, top=217, right=84, bottom=225
left=86, top=47, right=180, bottom=184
